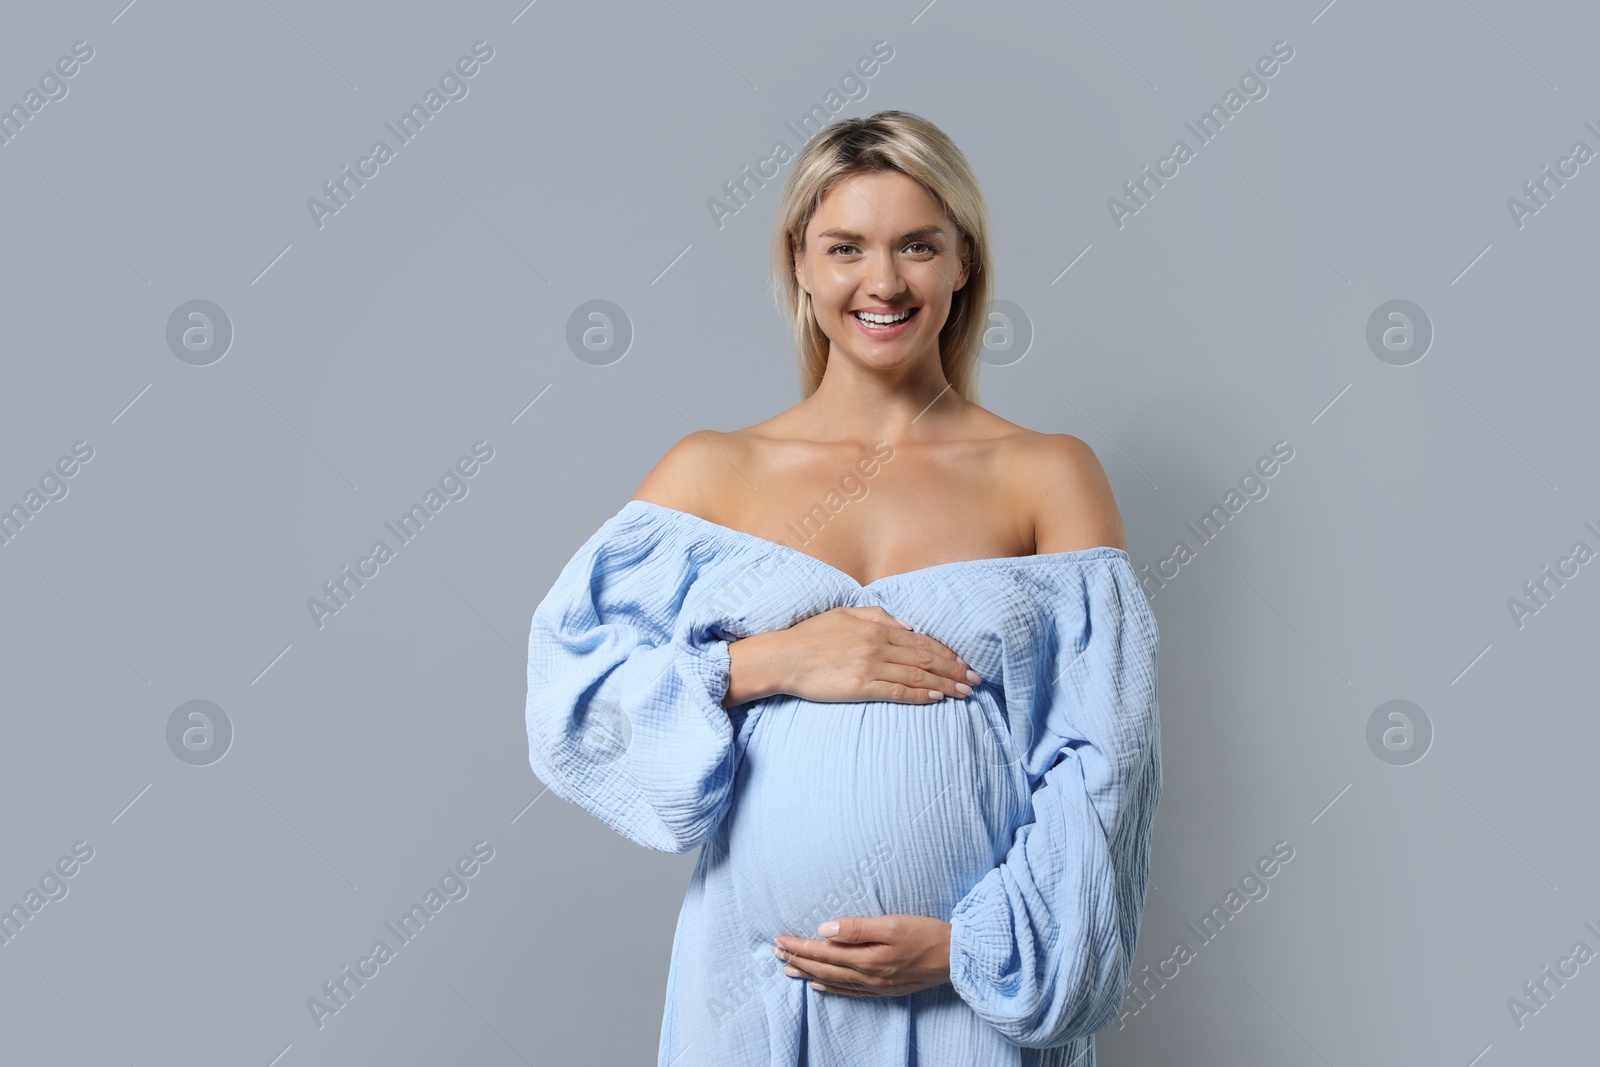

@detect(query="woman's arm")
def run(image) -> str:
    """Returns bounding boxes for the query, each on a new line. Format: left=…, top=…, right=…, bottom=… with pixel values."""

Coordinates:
left=723, top=631, right=789, bottom=707
left=940, top=436, right=1157, bottom=1048
left=524, top=511, right=738, bottom=855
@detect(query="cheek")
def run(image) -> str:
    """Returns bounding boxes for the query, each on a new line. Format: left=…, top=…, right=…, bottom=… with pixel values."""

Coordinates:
left=909, top=265, right=953, bottom=295
left=819, top=264, right=857, bottom=289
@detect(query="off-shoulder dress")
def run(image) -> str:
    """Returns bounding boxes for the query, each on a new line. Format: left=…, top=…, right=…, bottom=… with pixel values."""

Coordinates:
left=525, top=498, right=1162, bottom=1066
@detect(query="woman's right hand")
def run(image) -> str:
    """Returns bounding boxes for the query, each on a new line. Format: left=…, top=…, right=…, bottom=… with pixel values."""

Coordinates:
left=722, top=606, right=982, bottom=708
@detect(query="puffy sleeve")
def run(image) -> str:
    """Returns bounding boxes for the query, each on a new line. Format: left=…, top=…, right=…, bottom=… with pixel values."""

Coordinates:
left=524, top=506, right=740, bottom=855
left=947, top=554, right=1162, bottom=1048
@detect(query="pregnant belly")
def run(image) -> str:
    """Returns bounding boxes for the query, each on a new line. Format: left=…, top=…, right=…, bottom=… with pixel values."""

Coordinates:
left=724, top=695, right=1028, bottom=938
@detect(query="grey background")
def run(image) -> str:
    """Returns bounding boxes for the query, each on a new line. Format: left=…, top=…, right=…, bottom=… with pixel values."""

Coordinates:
left=2, top=0, right=1595, bottom=1064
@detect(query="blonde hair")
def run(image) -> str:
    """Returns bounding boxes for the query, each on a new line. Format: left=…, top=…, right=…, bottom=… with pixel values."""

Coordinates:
left=770, top=110, right=992, bottom=402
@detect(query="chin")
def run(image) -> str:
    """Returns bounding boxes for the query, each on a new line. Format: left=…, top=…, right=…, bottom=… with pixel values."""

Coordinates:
left=841, top=345, right=933, bottom=368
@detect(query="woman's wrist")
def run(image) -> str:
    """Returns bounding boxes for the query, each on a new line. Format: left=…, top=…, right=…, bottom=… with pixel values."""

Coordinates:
left=723, top=630, right=788, bottom=708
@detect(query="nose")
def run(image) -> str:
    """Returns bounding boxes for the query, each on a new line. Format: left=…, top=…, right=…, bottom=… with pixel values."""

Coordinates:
left=865, top=247, right=907, bottom=300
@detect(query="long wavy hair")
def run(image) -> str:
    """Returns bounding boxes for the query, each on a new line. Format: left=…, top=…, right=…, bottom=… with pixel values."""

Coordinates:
left=770, top=110, right=993, bottom=402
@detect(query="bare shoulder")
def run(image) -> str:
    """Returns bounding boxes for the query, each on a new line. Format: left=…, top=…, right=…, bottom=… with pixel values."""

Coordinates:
left=630, top=430, right=748, bottom=518
left=1011, top=432, right=1128, bottom=554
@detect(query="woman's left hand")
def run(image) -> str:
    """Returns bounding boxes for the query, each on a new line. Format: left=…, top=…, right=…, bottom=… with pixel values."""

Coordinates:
left=773, top=915, right=951, bottom=997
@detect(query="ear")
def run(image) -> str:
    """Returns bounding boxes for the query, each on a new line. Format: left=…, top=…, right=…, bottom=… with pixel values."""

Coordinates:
left=951, top=240, right=972, bottom=293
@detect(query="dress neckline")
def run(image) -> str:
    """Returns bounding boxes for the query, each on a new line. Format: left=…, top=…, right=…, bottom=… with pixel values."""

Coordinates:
left=623, top=498, right=1130, bottom=593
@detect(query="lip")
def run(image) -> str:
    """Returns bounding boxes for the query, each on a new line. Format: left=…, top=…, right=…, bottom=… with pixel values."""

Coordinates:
left=849, top=306, right=919, bottom=339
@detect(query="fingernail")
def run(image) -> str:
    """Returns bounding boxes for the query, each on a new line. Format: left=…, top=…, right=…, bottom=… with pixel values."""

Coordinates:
left=817, top=920, right=839, bottom=937
left=955, top=682, right=972, bottom=696
left=772, top=945, right=787, bottom=960
left=966, top=669, right=981, bottom=684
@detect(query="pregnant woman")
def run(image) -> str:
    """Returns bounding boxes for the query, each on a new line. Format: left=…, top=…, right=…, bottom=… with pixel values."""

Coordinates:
left=525, top=110, right=1161, bottom=1066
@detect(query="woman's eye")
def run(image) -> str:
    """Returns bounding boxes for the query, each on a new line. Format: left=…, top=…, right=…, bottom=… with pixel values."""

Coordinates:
left=826, top=242, right=938, bottom=256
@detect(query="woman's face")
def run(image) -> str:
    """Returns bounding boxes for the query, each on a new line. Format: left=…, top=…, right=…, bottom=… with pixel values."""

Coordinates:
left=793, top=170, right=969, bottom=377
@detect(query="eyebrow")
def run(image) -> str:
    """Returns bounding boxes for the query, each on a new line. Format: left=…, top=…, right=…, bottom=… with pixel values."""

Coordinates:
left=815, top=226, right=947, bottom=241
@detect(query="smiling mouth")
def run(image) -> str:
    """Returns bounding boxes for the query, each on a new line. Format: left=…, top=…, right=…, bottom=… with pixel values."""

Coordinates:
left=851, top=308, right=919, bottom=326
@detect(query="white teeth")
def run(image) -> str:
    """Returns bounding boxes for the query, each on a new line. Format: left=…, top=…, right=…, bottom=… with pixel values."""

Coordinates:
left=854, top=309, right=912, bottom=325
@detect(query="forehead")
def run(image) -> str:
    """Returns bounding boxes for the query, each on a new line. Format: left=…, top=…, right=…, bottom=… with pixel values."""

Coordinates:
left=807, top=170, right=949, bottom=233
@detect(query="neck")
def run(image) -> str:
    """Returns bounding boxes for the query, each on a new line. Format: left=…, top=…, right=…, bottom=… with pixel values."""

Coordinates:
left=797, top=345, right=965, bottom=445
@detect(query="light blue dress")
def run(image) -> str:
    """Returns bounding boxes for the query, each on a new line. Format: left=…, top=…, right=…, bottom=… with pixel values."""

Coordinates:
left=525, top=499, right=1162, bottom=1066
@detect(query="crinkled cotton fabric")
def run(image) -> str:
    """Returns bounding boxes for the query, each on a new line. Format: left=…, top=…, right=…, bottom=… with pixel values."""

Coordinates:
left=525, top=499, right=1162, bottom=1066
